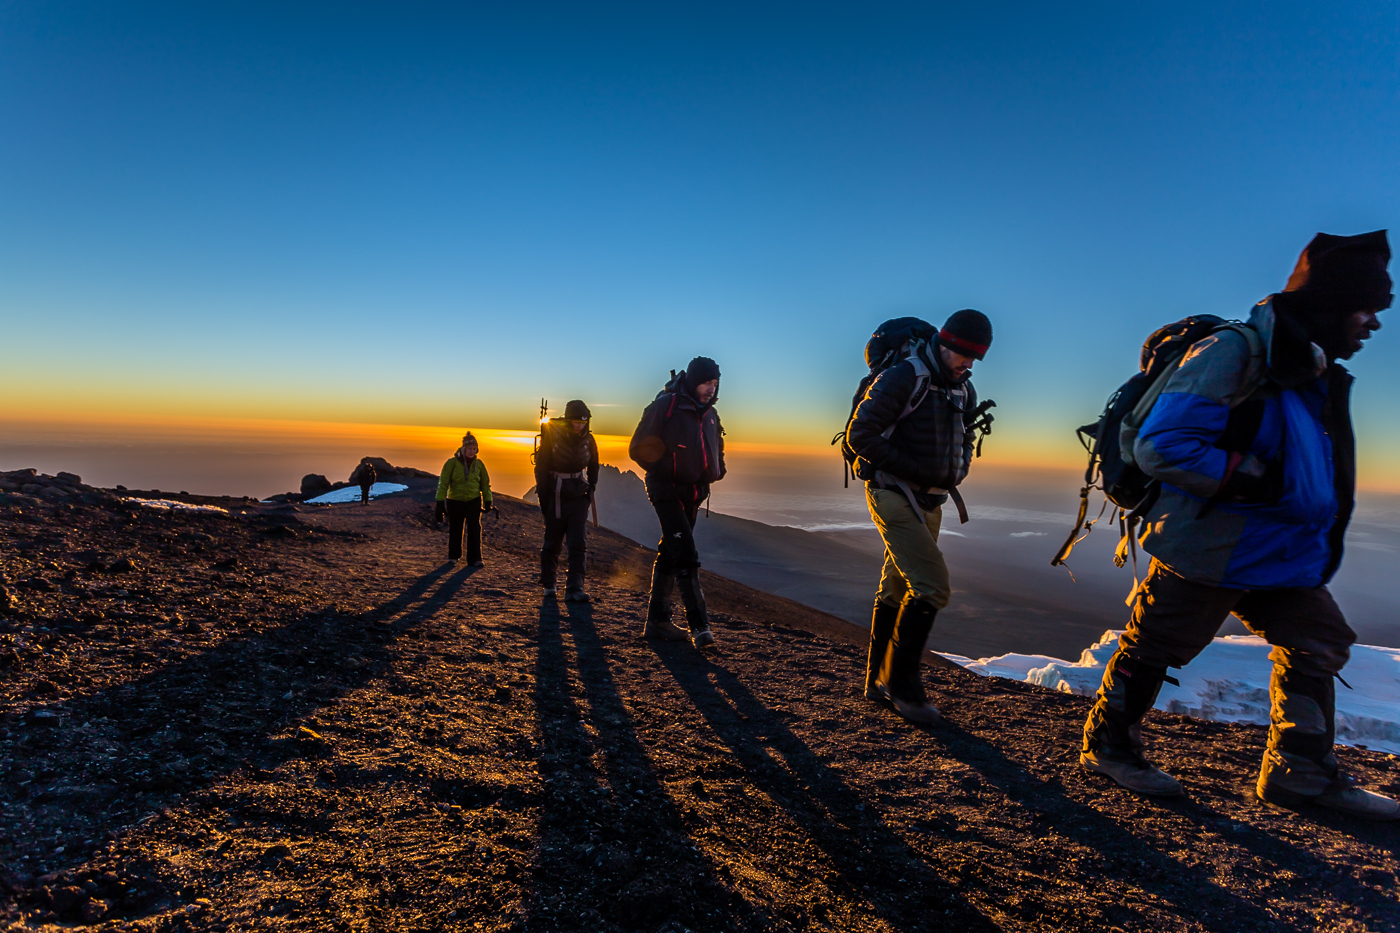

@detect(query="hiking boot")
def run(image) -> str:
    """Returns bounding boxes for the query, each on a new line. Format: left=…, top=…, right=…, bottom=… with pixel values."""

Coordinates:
left=1258, top=773, right=1400, bottom=820
left=644, top=617, right=689, bottom=641
left=676, top=570, right=712, bottom=647
left=541, top=584, right=557, bottom=597
left=864, top=600, right=899, bottom=703
left=877, top=598, right=939, bottom=721
left=564, top=570, right=590, bottom=603
left=644, top=565, right=687, bottom=641
left=880, top=684, right=941, bottom=725
left=1081, top=652, right=1175, bottom=792
left=1081, top=749, right=1183, bottom=797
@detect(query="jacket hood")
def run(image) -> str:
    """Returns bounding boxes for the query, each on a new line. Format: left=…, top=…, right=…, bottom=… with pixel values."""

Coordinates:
left=1248, top=297, right=1328, bottom=388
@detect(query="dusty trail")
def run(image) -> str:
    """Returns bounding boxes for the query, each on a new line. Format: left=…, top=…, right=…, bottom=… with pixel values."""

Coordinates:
left=1, top=475, right=1397, bottom=932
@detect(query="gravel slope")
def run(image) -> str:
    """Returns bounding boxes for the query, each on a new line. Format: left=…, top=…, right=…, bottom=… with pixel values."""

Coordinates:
left=1, top=473, right=1397, bottom=932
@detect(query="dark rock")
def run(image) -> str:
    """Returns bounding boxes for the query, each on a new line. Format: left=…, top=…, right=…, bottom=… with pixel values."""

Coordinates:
left=56, top=472, right=82, bottom=486
left=108, top=557, right=137, bottom=574
left=352, top=457, right=434, bottom=482
left=260, top=844, right=293, bottom=862
left=81, top=897, right=108, bottom=924
left=300, top=474, right=334, bottom=498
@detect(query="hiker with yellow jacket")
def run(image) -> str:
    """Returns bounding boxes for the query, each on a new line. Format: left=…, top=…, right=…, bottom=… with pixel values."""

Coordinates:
left=434, top=432, right=493, bottom=566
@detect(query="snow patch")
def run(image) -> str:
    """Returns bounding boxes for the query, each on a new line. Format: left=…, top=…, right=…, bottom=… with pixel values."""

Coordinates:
left=944, top=631, right=1400, bottom=754
left=130, top=498, right=229, bottom=514
left=304, top=482, right=409, bottom=505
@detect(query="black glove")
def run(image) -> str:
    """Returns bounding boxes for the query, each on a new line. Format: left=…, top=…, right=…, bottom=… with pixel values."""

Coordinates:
left=1219, top=455, right=1285, bottom=504
left=433, top=501, right=446, bottom=524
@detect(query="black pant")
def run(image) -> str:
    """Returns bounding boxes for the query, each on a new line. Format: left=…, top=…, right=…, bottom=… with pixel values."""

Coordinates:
left=541, top=495, right=590, bottom=583
left=651, top=496, right=701, bottom=573
left=444, top=498, right=482, bottom=563
left=359, top=483, right=372, bottom=504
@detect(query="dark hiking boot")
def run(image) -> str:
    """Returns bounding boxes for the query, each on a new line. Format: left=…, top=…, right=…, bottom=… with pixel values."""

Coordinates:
left=877, top=599, right=940, bottom=725
left=880, top=683, right=941, bottom=725
left=564, top=571, right=590, bottom=603
left=1081, top=749, right=1183, bottom=797
left=1081, top=653, right=1179, bottom=795
left=864, top=600, right=899, bottom=703
left=676, top=570, right=714, bottom=649
left=1258, top=773, right=1400, bottom=820
left=644, top=566, right=687, bottom=641
left=644, top=617, right=689, bottom=641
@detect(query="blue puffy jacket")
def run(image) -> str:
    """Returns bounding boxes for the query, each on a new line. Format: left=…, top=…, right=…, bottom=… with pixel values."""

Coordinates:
left=1135, top=298, right=1356, bottom=589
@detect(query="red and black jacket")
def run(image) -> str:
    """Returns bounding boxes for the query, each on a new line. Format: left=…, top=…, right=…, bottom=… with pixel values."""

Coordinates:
left=629, top=379, right=725, bottom=501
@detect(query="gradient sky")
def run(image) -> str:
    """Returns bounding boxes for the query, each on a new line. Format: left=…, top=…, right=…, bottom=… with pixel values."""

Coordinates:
left=3, top=3, right=1399, bottom=485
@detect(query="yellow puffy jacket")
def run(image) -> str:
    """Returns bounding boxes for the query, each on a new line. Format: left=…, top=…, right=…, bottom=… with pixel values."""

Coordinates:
left=436, top=454, right=492, bottom=505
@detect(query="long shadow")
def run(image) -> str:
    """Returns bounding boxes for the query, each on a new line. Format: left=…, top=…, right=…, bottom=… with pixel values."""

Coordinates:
left=528, top=600, right=767, bottom=932
left=916, top=716, right=1337, bottom=932
left=2, top=561, right=478, bottom=886
left=651, top=643, right=1000, bottom=933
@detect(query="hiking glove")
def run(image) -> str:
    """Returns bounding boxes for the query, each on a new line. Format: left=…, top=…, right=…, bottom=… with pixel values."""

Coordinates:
left=433, top=501, right=446, bottom=524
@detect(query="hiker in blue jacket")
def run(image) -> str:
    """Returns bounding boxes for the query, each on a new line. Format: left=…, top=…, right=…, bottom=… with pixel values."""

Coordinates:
left=1080, top=231, right=1395, bottom=820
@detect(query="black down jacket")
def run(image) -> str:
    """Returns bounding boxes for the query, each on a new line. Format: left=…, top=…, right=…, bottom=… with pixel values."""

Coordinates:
left=847, top=346, right=978, bottom=492
left=629, top=380, right=726, bottom=501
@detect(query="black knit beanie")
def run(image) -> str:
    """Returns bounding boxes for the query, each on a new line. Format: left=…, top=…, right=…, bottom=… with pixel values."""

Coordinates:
left=1274, top=230, right=1391, bottom=360
left=1283, top=230, right=1392, bottom=312
left=563, top=400, right=591, bottom=420
left=939, top=309, right=993, bottom=360
left=685, top=356, right=721, bottom=386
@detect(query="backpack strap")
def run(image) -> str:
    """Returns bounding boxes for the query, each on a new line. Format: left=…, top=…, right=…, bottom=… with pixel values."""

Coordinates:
left=1215, top=322, right=1269, bottom=407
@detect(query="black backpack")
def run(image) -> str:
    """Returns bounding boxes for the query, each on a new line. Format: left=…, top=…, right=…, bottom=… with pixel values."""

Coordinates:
left=1050, top=315, right=1266, bottom=569
left=830, top=317, right=938, bottom=486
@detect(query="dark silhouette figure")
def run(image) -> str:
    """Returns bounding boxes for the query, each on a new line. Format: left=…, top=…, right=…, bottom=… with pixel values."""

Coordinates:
left=350, top=459, right=378, bottom=505
left=536, top=400, right=600, bottom=602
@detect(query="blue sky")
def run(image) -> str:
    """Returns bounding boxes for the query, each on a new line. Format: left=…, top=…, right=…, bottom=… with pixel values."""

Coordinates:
left=3, top=3, right=1398, bottom=480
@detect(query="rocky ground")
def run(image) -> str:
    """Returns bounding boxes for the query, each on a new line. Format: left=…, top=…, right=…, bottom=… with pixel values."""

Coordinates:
left=1, top=466, right=1398, bottom=932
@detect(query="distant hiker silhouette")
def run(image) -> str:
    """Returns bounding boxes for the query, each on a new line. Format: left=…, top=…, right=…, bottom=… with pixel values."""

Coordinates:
left=629, top=357, right=725, bottom=648
left=1077, top=230, right=1397, bottom=819
left=350, top=458, right=377, bottom=505
left=434, top=433, right=493, bottom=566
left=535, top=400, right=600, bottom=602
left=845, top=310, right=994, bottom=727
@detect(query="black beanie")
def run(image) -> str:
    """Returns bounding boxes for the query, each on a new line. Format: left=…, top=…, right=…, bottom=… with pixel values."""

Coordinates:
left=685, top=356, right=721, bottom=386
left=939, top=309, right=993, bottom=360
left=1283, top=230, right=1392, bottom=312
left=563, top=399, right=591, bottom=420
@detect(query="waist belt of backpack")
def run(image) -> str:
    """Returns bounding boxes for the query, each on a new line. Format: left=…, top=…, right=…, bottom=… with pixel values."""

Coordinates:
left=872, top=471, right=950, bottom=519
left=550, top=471, right=585, bottom=519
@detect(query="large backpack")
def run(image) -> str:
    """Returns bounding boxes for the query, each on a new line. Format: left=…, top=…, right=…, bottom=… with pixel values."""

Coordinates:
left=830, top=317, right=939, bottom=487
left=1050, top=315, right=1267, bottom=571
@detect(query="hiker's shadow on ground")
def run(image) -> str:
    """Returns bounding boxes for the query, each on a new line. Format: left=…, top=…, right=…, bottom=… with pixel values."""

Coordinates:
left=529, top=600, right=767, bottom=931
left=650, top=639, right=1001, bottom=933
left=928, top=714, right=1393, bottom=932
left=9, top=561, right=478, bottom=881
left=653, top=633, right=1374, bottom=933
